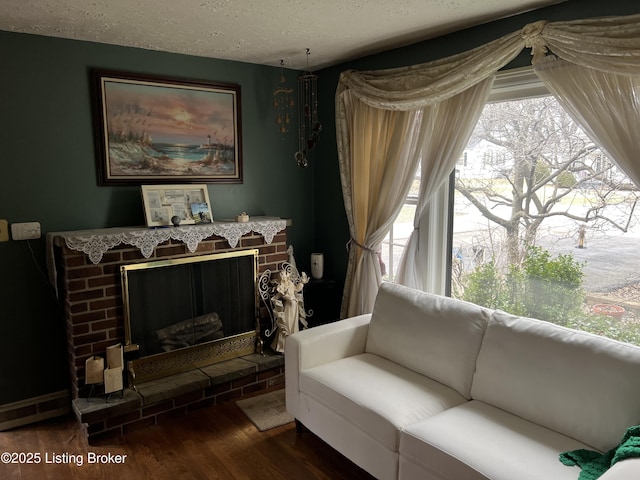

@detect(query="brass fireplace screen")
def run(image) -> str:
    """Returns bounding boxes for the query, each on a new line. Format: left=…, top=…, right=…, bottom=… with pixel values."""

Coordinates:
left=121, top=249, right=259, bottom=384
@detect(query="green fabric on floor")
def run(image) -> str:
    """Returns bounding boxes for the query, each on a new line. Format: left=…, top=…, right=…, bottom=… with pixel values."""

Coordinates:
left=559, top=425, right=640, bottom=480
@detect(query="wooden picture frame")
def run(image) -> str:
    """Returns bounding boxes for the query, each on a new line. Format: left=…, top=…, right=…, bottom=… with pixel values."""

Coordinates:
left=93, top=70, right=242, bottom=185
left=141, top=184, right=212, bottom=227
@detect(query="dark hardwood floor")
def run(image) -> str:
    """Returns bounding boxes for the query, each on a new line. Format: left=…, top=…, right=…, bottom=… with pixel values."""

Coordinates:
left=0, top=391, right=375, bottom=480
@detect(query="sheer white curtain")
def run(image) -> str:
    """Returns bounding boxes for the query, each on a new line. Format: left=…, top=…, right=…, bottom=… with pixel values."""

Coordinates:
left=336, top=13, right=640, bottom=317
left=336, top=89, right=429, bottom=317
left=535, top=58, right=640, bottom=187
left=395, top=79, right=493, bottom=293
left=336, top=27, right=525, bottom=316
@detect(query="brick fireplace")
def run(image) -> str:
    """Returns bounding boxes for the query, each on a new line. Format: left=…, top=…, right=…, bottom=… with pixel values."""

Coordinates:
left=49, top=220, right=290, bottom=441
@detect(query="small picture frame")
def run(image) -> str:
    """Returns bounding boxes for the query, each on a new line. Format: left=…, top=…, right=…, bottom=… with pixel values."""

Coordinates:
left=191, top=203, right=213, bottom=224
left=141, top=184, right=212, bottom=227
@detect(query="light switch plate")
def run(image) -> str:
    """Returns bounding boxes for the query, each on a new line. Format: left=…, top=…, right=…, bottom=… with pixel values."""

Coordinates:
left=0, top=219, right=8, bottom=242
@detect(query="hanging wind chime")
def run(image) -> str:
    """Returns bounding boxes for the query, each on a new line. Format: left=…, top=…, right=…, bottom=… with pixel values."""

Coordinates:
left=273, top=60, right=294, bottom=135
left=295, top=48, right=322, bottom=168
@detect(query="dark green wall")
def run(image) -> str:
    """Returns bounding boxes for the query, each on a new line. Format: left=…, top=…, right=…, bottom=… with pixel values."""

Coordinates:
left=312, top=0, right=640, bottom=301
left=0, top=32, right=312, bottom=404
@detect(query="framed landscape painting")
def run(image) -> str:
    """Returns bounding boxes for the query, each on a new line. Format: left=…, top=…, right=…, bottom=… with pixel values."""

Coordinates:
left=93, top=70, right=242, bottom=185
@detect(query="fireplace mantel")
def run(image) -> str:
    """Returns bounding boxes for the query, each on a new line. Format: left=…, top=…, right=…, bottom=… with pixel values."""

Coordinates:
left=48, top=217, right=290, bottom=264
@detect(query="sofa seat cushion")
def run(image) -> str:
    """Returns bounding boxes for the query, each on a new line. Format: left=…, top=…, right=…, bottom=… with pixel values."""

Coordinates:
left=400, top=400, right=589, bottom=480
left=299, top=352, right=467, bottom=452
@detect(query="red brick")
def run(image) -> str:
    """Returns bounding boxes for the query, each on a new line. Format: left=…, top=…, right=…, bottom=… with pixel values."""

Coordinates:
left=266, top=253, right=287, bottom=264
left=242, top=381, right=268, bottom=395
left=74, top=345, right=93, bottom=357
left=75, top=331, right=107, bottom=346
left=70, top=289, right=105, bottom=302
left=141, top=401, right=174, bottom=417
left=102, top=264, right=122, bottom=275
left=215, top=388, right=243, bottom=403
left=72, top=310, right=106, bottom=324
left=207, top=381, right=232, bottom=396
left=64, top=255, right=87, bottom=268
left=155, top=245, right=186, bottom=258
left=122, top=249, right=147, bottom=261
left=72, top=324, right=90, bottom=336
left=70, top=302, right=88, bottom=314
left=257, top=367, right=281, bottom=381
left=232, top=374, right=257, bottom=389
left=106, top=410, right=141, bottom=429
left=241, top=237, right=265, bottom=247
left=67, top=266, right=103, bottom=279
left=105, top=286, right=120, bottom=297
left=174, top=390, right=204, bottom=407
left=89, top=298, right=118, bottom=311
left=88, top=274, right=118, bottom=288
left=195, top=242, right=214, bottom=253
left=92, top=339, right=122, bottom=353
left=86, top=420, right=106, bottom=435
left=68, top=279, right=87, bottom=291
left=91, top=319, right=117, bottom=331
left=103, top=251, right=123, bottom=262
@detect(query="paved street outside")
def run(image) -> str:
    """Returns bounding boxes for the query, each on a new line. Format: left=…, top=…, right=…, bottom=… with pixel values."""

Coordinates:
left=383, top=213, right=640, bottom=298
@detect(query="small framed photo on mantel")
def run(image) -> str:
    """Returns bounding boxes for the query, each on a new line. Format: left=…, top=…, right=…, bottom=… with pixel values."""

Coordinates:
left=141, top=184, right=212, bottom=227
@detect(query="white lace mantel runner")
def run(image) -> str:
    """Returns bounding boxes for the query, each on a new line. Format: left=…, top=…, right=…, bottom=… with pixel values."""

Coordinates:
left=55, top=217, right=288, bottom=264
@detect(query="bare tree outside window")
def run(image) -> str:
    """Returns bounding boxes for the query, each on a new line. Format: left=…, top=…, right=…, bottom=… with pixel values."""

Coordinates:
left=451, top=95, right=640, bottom=344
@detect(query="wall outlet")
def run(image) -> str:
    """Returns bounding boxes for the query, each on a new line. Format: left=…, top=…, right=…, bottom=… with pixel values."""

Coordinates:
left=0, top=219, right=8, bottom=242
left=11, top=222, right=41, bottom=241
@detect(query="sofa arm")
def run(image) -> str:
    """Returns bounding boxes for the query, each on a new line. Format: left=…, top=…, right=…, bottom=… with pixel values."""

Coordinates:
left=285, top=314, right=371, bottom=419
left=598, top=458, right=640, bottom=480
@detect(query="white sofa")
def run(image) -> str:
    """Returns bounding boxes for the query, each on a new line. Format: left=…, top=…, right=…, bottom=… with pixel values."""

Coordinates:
left=285, top=282, right=640, bottom=480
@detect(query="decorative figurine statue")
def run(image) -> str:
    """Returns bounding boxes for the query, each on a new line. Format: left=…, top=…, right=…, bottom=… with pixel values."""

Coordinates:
left=270, top=268, right=309, bottom=353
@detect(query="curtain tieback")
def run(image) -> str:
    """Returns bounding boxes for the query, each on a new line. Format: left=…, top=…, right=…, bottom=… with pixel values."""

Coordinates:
left=347, top=237, right=386, bottom=276
left=348, top=237, right=379, bottom=254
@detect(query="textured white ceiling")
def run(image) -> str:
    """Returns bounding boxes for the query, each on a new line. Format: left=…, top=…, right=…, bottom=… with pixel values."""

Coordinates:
left=0, top=0, right=564, bottom=70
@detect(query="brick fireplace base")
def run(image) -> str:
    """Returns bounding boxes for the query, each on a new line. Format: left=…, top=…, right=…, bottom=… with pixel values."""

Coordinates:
left=73, top=352, right=284, bottom=443
left=50, top=222, right=291, bottom=441
left=50, top=225, right=289, bottom=399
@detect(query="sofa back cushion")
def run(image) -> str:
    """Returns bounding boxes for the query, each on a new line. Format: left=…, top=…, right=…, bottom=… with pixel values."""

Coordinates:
left=365, top=282, right=490, bottom=398
left=471, top=310, right=640, bottom=452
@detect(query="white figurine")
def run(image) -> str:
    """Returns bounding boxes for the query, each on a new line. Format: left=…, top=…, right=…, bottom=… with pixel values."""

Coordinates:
left=270, top=268, right=308, bottom=352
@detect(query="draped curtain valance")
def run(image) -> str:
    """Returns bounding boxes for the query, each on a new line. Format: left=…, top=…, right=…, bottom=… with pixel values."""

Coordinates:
left=338, top=13, right=640, bottom=111
left=336, top=13, right=640, bottom=317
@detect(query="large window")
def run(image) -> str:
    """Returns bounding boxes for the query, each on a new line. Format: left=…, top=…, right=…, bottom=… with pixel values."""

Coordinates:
left=383, top=68, right=640, bottom=345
